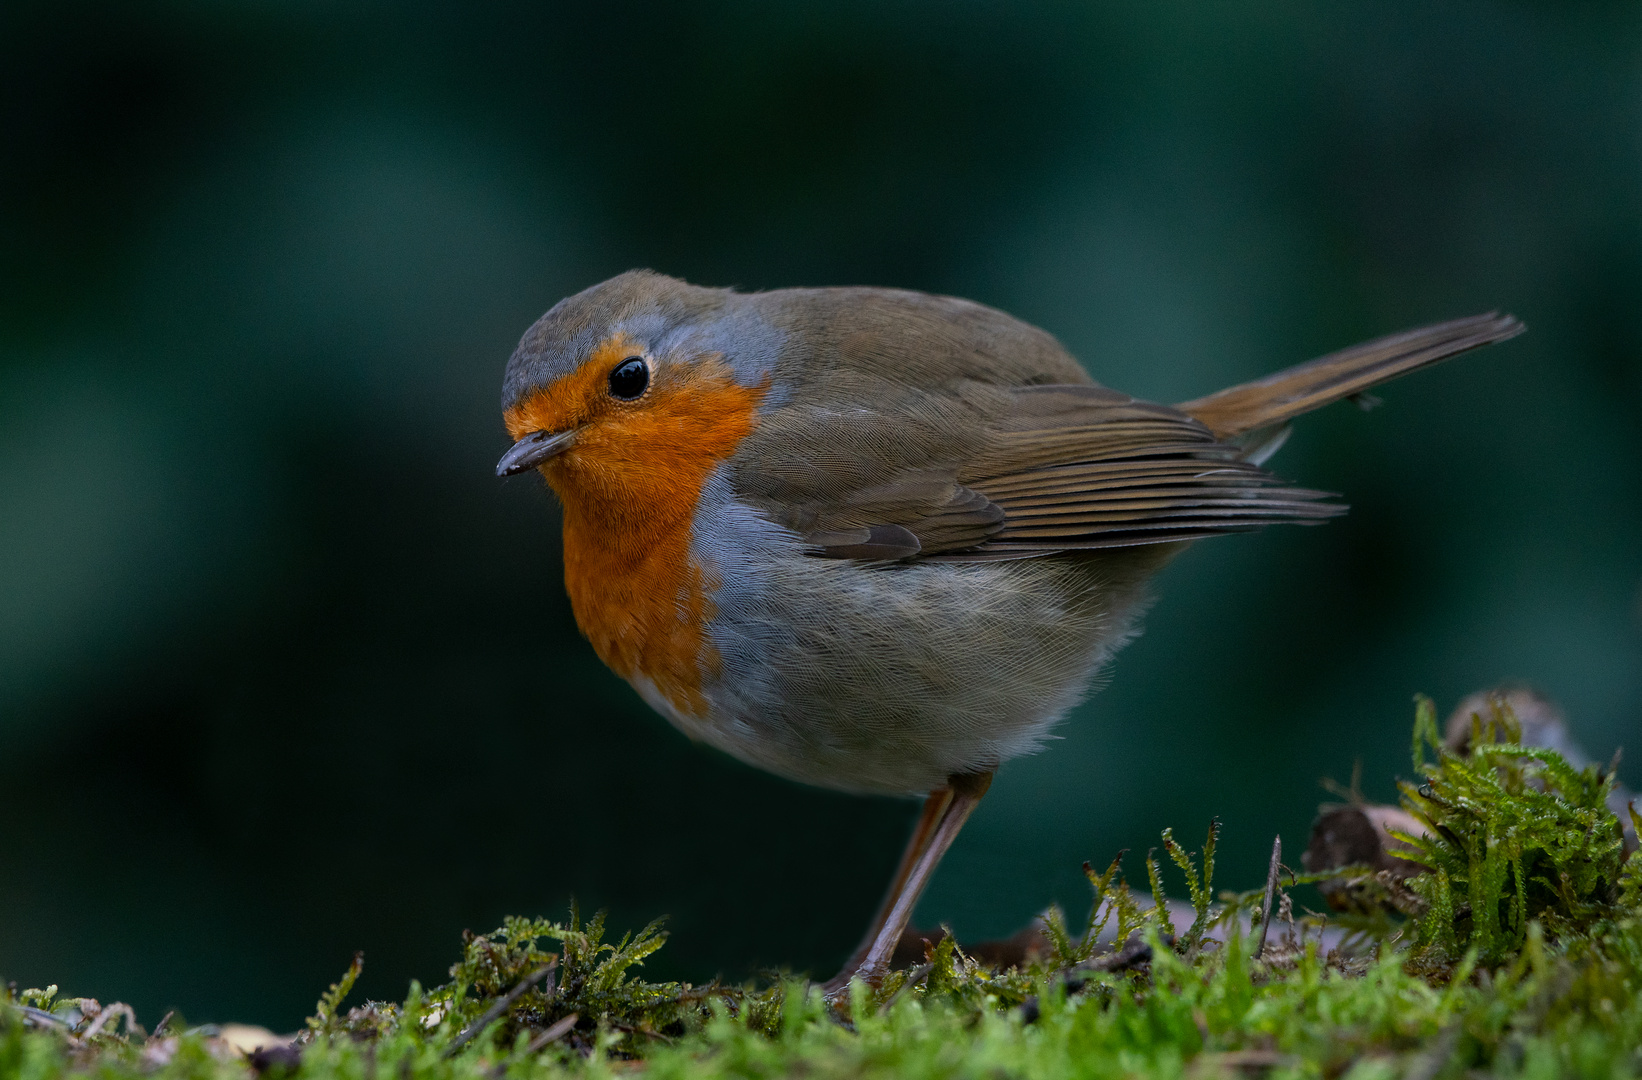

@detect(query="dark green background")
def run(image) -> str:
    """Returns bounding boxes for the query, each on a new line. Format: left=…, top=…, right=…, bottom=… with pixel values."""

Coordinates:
left=2, top=0, right=1638, bottom=1031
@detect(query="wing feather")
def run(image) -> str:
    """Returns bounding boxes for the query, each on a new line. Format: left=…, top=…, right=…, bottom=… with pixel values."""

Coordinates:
left=721, top=302, right=1513, bottom=561
left=903, top=385, right=1346, bottom=559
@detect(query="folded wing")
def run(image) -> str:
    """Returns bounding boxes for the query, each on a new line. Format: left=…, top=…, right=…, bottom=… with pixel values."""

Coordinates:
left=938, top=385, right=1341, bottom=561
left=732, top=310, right=1520, bottom=562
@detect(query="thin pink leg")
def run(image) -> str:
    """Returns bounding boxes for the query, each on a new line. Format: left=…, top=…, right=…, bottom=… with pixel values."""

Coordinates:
left=825, top=771, right=993, bottom=995
left=824, top=788, right=953, bottom=994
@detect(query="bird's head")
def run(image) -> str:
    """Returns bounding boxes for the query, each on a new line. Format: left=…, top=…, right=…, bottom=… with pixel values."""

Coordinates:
left=498, top=270, right=772, bottom=525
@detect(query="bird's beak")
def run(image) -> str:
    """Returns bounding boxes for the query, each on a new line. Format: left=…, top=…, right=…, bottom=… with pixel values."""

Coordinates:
left=496, top=428, right=578, bottom=477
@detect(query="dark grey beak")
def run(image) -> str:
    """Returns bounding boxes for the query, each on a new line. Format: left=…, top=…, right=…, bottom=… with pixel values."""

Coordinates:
left=496, top=429, right=578, bottom=477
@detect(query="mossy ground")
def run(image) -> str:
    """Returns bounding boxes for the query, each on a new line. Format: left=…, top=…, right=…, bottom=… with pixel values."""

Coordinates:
left=6, top=700, right=1640, bottom=1079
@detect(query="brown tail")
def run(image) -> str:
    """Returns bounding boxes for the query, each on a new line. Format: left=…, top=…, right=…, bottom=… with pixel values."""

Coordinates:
left=1177, top=312, right=1525, bottom=439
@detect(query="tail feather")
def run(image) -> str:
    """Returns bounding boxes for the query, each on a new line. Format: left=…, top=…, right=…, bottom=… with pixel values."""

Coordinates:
left=1177, top=312, right=1524, bottom=439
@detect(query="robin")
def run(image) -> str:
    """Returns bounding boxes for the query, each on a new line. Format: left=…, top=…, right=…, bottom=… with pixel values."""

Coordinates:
left=495, top=270, right=1522, bottom=989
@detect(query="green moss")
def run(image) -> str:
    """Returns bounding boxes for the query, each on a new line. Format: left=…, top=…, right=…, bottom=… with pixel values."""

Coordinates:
left=1398, top=694, right=1636, bottom=969
left=6, top=698, right=1641, bottom=1078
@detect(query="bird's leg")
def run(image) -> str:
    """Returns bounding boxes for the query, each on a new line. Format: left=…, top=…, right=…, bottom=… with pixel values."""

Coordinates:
left=856, top=771, right=991, bottom=976
left=823, top=771, right=993, bottom=996
left=830, top=786, right=953, bottom=985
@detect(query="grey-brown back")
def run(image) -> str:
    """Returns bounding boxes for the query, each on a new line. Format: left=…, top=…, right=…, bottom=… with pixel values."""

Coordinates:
left=726, top=290, right=1523, bottom=562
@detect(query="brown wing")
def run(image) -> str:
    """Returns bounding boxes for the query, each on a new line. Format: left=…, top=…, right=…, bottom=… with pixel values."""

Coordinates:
left=949, top=313, right=1525, bottom=558
left=730, top=287, right=1091, bottom=559
left=730, top=292, right=1519, bottom=562
left=935, top=385, right=1342, bottom=561
left=740, top=383, right=1339, bottom=561
left=753, top=458, right=1010, bottom=560
left=796, top=473, right=1005, bottom=558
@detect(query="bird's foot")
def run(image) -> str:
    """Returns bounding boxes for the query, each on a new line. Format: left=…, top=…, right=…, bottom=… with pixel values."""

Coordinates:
left=819, top=962, right=886, bottom=1006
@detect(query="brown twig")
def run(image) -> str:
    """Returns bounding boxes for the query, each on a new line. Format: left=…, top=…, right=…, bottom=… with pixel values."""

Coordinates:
left=1255, top=835, right=1281, bottom=959
left=19, top=1006, right=69, bottom=1030
left=150, top=1010, right=176, bottom=1040
left=1084, top=937, right=1154, bottom=975
left=876, top=963, right=934, bottom=1015
left=525, top=1013, right=579, bottom=1054
left=1020, top=935, right=1161, bottom=1022
left=81, top=1003, right=135, bottom=1040
left=444, top=961, right=557, bottom=1058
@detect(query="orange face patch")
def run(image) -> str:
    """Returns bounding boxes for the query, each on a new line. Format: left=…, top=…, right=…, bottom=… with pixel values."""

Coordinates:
left=503, top=334, right=766, bottom=717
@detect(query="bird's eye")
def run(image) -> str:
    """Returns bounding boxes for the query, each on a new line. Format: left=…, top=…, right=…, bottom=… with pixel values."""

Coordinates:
left=608, top=357, right=649, bottom=400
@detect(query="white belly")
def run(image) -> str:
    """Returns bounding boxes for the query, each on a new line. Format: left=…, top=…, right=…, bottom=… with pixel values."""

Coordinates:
left=655, top=473, right=1177, bottom=795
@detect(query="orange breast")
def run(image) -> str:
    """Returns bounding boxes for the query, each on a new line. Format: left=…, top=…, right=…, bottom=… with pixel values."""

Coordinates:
left=504, top=345, right=766, bottom=717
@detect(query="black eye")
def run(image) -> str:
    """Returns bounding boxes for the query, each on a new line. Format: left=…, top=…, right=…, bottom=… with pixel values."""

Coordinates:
left=608, top=357, right=649, bottom=400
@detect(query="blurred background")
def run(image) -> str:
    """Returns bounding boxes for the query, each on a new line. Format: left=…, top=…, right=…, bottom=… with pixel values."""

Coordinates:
left=2, top=0, right=1639, bottom=1030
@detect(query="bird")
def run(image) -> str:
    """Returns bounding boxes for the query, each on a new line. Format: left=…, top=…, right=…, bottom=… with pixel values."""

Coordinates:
left=494, top=270, right=1522, bottom=990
